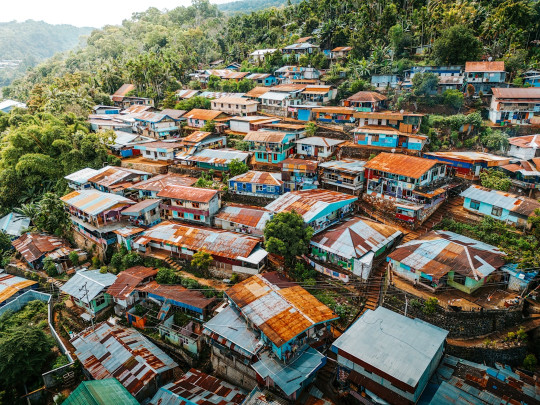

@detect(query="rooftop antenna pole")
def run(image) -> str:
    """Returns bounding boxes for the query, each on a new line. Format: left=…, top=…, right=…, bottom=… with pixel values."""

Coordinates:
left=79, top=282, right=95, bottom=331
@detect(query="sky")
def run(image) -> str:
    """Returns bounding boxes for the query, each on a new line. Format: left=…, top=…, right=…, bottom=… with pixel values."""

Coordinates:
left=0, top=0, right=230, bottom=28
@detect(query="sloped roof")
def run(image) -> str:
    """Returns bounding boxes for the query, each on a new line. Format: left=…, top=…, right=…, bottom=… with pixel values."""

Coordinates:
left=460, top=185, right=540, bottom=216
left=184, top=109, right=227, bottom=121
left=130, top=173, right=197, bottom=192
left=135, top=141, right=182, bottom=150
left=212, top=96, right=259, bottom=105
left=112, top=84, right=135, bottom=98
left=87, top=166, right=149, bottom=188
left=244, top=131, right=287, bottom=143
left=508, top=134, right=540, bottom=149
left=311, top=217, right=402, bottom=260
left=295, top=136, right=345, bottom=147
left=63, top=379, right=139, bottom=405
left=61, top=189, right=135, bottom=216
left=182, top=148, right=250, bottom=165
left=332, top=307, right=448, bottom=390
left=61, top=270, right=117, bottom=303
left=161, top=109, right=186, bottom=120
left=230, top=171, right=283, bottom=186
left=71, top=322, right=177, bottom=397
left=280, top=158, right=319, bottom=172
left=389, top=230, right=506, bottom=280
left=106, top=266, right=158, bottom=300
left=137, top=281, right=215, bottom=310
left=12, top=233, right=68, bottom=263
left=180, top=131, right=213, bottom=144
left=364, top=152, right=442, bottom=179
left=215, top=205, right=271, bottom=230
left=175, top=89, right=200, bottom=99
left=424, top=151, right=510, bottom=165
left=0, top=273, right=37, bottom=304
left=492, top=87, right=540, bottom=99
left=265, top=189, right=357, bottom=223
left=465, top=61, right=505, bottom=72
left=245, top=87, right=271, bottom=98
left=121, top=199, right=161, bottom=215
left=0, top=212, right=30, bottom=237
left=157, top=185, right=218, bottom=202
left=319, top=159, right=366, bottom=174
left=226, top=272, right=337, bottom=347
left=346, top=91, right=387, bottom=102
left=64, top=168, right=101, bottom=184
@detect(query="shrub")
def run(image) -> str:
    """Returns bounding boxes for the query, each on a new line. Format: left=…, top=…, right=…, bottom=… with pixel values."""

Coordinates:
left=523, top=354, right=537, bottom=371
left=423, top=297, right=438, bottom=315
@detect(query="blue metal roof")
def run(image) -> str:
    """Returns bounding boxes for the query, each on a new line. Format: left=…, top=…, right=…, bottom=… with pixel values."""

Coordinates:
left=61, top=270, right=117, bottom=303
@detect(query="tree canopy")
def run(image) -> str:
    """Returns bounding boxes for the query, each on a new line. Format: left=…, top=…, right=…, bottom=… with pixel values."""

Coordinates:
left=264, top=211, right=313, bottom=263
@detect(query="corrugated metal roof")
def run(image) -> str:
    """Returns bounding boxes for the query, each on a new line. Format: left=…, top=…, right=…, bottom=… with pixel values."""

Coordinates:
left=283, top=42, right=319, bottom=50
left=137, top=281, right=215, bottom=310
left=175, top=89, right=200, bottom=99
left=87, top=166, right=150, bottom=188
left=424, top=151, right=510, bottom=164
left=312, top=107, right=355, bottom=114
left=332, top=307, right=448, bottom=389
left=215, top=206, right=271, bottom=230
left=113, top=84, right=136, bottom=98
left=0, top=273, right=37, bottom=304
left=134, top=221, right=261, bottom=260
left=244, top=131, right=287, bottom=143
left=265, top=189, right=357, bottom=223
left=331, top=46, right=352, bottom=52
left=311, top=217, right=402, bottom=261
left=12, top=233, right=68, bottom=263
left=157, top=185, right=218, bottom=202
left=464, top=61, right=505, bottom=72
left=269, top=83, right=307, bottom=92
left=198, top=91, right=246, bottom=99
left=113, top=226, right=145, bottom=238
left=492, top=87, right=540, bottom=99
left=346, top=91, right=387, bottom=102
left=258, top=92, right=291, bottom=101
left=295, top=136, right=345, bottom=147
left=280, top=158, right=318, bottom=172
left=61, top=270, right=117, bottom=303
left=107, top=266, right=158, bottom=300
left=121, top=199, right=161, bottom=215
left=182, top=148, right=250, bottom=165
left=460, top=185, right=540, bottom=216
left=364, top=152, right=442, bottom=179
left=251, top=346, right=325, bottom=396
left=230, top=171, right=283, bottom=186
left=247, top=73, right=271, bottom=80
left=65, top=168, right=101, bottom=184
left=149, top=368, right=246, bottom=405
left=319, top=159, right=366, bottom=174
left=508, top=134, right=540, bottom=149
left=71, top=322, right=177, bottom=397
left=180, top=131, right=212, bottom=144
left=389, top=230, right=506, bottom=280
left=245, top=87, right=271, bottom=98
left=123, top=105, right=153, bottom=114
left=134, top=141, right=182, bottom=150
left=161, top=109, right=186, bottom=120
left=212, top=96, right=258, bottom=105
left=130, top=173, right=197, bottom=192
left=184, top=109, right=227, bottom=121
left=0, top=212, right=30, bottom=237
left=61, top=189, right=135, bottom=216
left=262, top=123, right=305, bottom=131
left=226, top=273, right=337, bottom=347
left=63, top=378, right=140, bottom=405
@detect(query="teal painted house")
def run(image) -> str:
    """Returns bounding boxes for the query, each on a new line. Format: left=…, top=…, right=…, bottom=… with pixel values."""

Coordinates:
left=229, top=170, right=283, bottom=198
left=60, top=270, right=117, bottom=315
left=461, top=185, right=540, bottom=228
left=244, top=131, right=299, bottom=164
left=353, top=126, right=427, bottom=151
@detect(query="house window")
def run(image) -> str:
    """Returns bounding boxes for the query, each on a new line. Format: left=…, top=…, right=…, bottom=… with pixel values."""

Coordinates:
left=491, top=206, right=503, bottom=216
left=94, top=295, right=106, bottom=308
left=194, top=214, right=201, bottom=221
left=192, top=202, right=200, bottom=208
left=470, top=200, right=480, bottom=210
left=256, top=185, right=264, bottom=192
left=267, top=186, right=274, bottom=192
left=453, top=273, right=466, bottom=285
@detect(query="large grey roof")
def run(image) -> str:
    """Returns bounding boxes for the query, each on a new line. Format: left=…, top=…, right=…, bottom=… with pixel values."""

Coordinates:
left=61, top=270, right=117, bottom=303
left=332, top=307, right=448, bottom=389
left=0, top=213, right=30, bottom=237
left=460, top=185, right=540, bottom=216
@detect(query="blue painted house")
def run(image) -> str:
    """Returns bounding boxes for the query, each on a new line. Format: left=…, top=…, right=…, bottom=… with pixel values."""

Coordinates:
left=121, top=199, right=161, bottom=227
left=353, top=126, right=427, bottom=152
left=524, top=70, right=540, bottom=87
left=134, top=111, right=182, bottom=139
left=246, top=73, right=278, bottom=86
left=461, top=185, right=540, bottom=228
left=229, top=170, right=283, bottom=198
left=244, top=131, right=299, bottom=164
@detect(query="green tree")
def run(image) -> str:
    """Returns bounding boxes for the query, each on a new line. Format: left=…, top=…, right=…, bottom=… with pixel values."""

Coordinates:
left=34, top=192, right=71, bottom=237
left=479, top=169, right=511, bottom=191
left=482, top=130, right=509, bottom=152
left=443, top=89, right=464, bottom=110
left=176, top=96, right=211, bottom=110
left=433, top=25, right=482, bottom=65
left=523, top=354, right=537, bottom=371
left=69, top=250, right=80, bottom=267
left=207, top=75, right=221, bottom=90
left=191, top=249, right=213, bottom=277
left=229, top=158, right=249, bottom=177
left=412, top=72, right=439, bottom=96
left=305, top=122, right=318, bottom=137
left=202, top=120, right=216, bottom=132
left=156, top=267, right=181, bottom=284
left=264, top=211, right=313, bottom=264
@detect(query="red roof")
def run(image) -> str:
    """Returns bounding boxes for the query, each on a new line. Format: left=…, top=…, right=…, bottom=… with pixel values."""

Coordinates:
left=137, top=281, right=215, bottom=310
left=346, top=91, right=387, bottom=103
left=465, top=61, right=505, bottom=72
left=107, top=266, right=158, bottom=299
left=364, top=152, right=442, bottom=179
left=157, top=185, right=218, bottom=203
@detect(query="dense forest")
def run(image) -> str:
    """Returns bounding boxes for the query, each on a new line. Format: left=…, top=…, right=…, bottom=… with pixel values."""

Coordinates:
left=218, top=0, right=301, bottom=14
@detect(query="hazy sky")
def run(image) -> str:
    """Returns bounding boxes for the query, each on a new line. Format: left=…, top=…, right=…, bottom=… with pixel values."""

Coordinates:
left=1, top=0, right=230, bottom=28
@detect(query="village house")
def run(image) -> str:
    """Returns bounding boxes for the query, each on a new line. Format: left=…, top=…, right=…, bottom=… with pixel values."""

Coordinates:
left=157, top=185, right=220, bottom=226
left=464, top=61, right=507, bottom=95
left=71, top=322, right=179, bottom=401
left=355, top=110, right=423, bottom=133
left=87, top=166, right=151, bottom=195
left=353, top=126, right=428, bottom=152
left=280, top=158, right=318, bottom=192
left=108, top=131, right=154, bottom=158
left=92, top=105, right=121, bottom=115
left=332, top=307, right=448, bottom=405
left=246, top=73, right=278, bottom=87
left=281, top=42, right=320, bottom=60
left=331, top=46, right=352, bottom=60
left=0, top=212, right=30, bottom=239
left=229, top=171, right=283, bottom=199
left=175, top=89, right=200, bottom=99
left=121, top=198, right=161, bottom=227
left=249, top=48, right=277, bottom=63
left=132, top=221, right=268, bottom=276
left=319, top=159, right=366, bottom=195
left=500, top=159, right=540, bottom=194
left=489, top=87, right=540, bottom=125
left=0, top=273, right=37, bottom=307
left=307, top=217, right=402, bottom=282
left=204, top=272, right=337, bottom=399
left=129, top=173, right=197, bottom=199
left=423, top=151, right=511, bottom=180
left=371, top=74, right=399, bottom=90
left=64, top=379, right=139, bottom=405
left=524, top=69, right=540, bottom=87
left=461, top=185, right=540, bottom=228
left=295, top=136, right=346, bottom=159
left=180, top=148, right=251, bottom=172
left=388, top=230, right=508, bottom=294
left=507, top=134, right=540, bottom=160
left=312, top=106, right=356, bottom=124
left=257, top=84, right=304, bottom=116
left=134, top=111, right=183, bottom=139
left=214, top=205, right=271, bottom=237
left=342, top=91, right=387, bottom=111
left=149, top=369, right=246, bottom=405
left=64, top=168, right=102, bottom=190
left=298, top=85, right=337, bottom=105
left=106, top=266, right=158, bottom=311
left=210, top=96, right=259, bottom=116
left=244, top=131, right=298, bottom=165
left=133, top=140, right=183, bottom=161
left=113, top=226, right=145, bottom=251
left=244, top=86, right=271, bottom=101
left=0, top=99, right=26, bottom=113
left=402, top=65, right=463, bottom=91
left=363, top=153, right=449, bottom=225
left=61, top=270, right=117, bottom=316
left=111, top=84, right=154, bottom=109
left=177, top=131, right=226, bottom=156
left=12, top=233, right=72, bottom=270
left=183, top=108, right=228, bottom=128
left=228, top=116, right=280, bottom=134
left=88, top=114, right=132, bottom=132
left=266, top=189, right=358, bottom=234
left=274, top=66, right=321, bottom=83
left=61, top=189, right=136, bottom=250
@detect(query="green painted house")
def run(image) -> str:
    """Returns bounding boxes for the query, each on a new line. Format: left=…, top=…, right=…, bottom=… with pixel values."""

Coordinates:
left=60, top=270, right=117, bottom=315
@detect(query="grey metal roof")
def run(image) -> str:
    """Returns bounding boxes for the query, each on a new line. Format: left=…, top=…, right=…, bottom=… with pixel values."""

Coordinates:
left=251, top=346, right=325, bottom=396
left=319, top=159, right=366, bottom=173
left=64, top=167, right=101, bottom=184
left=460, top=185, right=540, bottom=215
left=61, top=270, right=117, bottom=303
left=332, top=307, right=448, bottom=389
left=0, top=213, right=30, bottom=237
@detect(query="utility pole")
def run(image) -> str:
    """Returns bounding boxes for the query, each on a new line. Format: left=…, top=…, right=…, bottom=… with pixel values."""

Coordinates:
left=79, top=282, right=95, bottom=331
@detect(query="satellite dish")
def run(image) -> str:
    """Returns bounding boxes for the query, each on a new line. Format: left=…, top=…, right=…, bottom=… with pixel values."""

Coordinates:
left=400, top=109, right=404, bottom=114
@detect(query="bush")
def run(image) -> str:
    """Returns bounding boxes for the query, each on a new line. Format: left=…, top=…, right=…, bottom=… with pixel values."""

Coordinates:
left=99, top=266, right=108, bottom=274
left=230, top=273, right=239, bottom=284
left=68, top=251, right=80, bottom=267
left=443, top=90, right=464, bottom=110
left=91, top=256, right=100, bottom=268
left=523, top=354, right=537, bottom=371
left=423, top=297, right=438, bottom=315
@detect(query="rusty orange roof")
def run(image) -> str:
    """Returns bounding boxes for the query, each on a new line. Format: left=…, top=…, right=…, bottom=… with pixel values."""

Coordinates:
left=244, top=131, right=287, bottom=143
left=215, top=205, right=270, bottom=229
left=465, top=61, right=505, bottom=72
left=509, top=134, right=540, bottom=149
left=280, top=158, right=318, bottom=172
left=12, top=233, right=69, bottom=263
left=346, top=91, right=387, bottom=102
left=312, top=106, right=356, bottom=115
left=106, top=266, right=158, bottom=300
left=296, top=36, right=312, bottom=43
left=0, top=274, right=37, bottom=304
left=230, top=170, right=283, bottom=186
left=137, top=281, right=215, bottom=310
left=270, top=84, right=306, bottom=92
left=113, top=226, right=145, bottom=238
left=492, top=87, right=540, bottom=99
left=211, top=96, right=259, bottom=105
left=130, top=173, right=197, bottom=192
left=331, top=46, right=352, bottom=52
left=226, top=273, right=337, bottom=347
left=184, top=109, right=228, bottom=121
left=262, top=123, right=305, bottom=131
left=113, top=83, right=135, bottom=98
left=180, top=131, right=213, bottom=144
left=157, top=185, right=218, bottom=203
left=245, top=87, right=271, bottom=98
left=364, top=152, right=442, bottom=179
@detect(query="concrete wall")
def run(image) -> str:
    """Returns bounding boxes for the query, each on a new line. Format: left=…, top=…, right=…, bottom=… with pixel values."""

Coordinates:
left=211, top=346, right=258, bottom=391
left=446, top=343, right=527, bottom=367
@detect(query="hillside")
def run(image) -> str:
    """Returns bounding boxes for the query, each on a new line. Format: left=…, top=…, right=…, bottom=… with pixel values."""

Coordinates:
left=218, top=0, right=301, bottom=14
